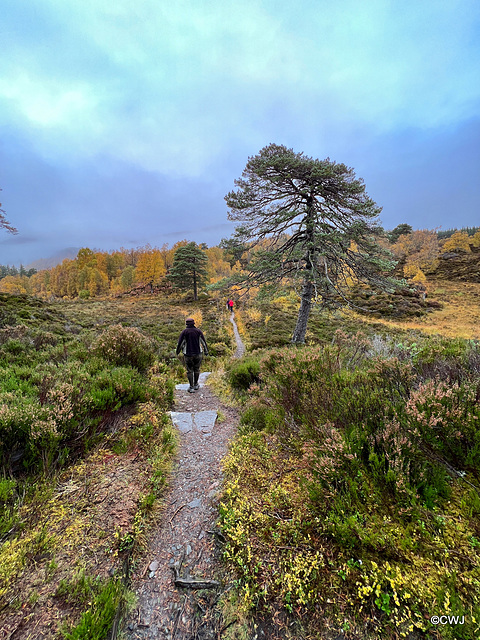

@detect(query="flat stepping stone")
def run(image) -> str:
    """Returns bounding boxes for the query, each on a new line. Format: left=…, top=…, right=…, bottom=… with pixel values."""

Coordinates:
left=175, top=371, right=211, bottom=391
left=169, top=410, right=217, bottom=435
left=169, top=412, right=194, bottom=433
left=193, top=410, right=217, bottom=435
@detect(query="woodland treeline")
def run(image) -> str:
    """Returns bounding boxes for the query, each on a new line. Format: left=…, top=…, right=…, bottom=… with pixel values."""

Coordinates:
left=0, top=227, right=479, bottom=299
left=0, top=242, right=231, bottom=298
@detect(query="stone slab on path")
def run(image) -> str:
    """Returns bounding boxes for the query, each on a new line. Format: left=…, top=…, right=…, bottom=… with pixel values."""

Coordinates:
left=168, top=411, right=193, bottom=433
left=169, top=410, right=217, bottom=435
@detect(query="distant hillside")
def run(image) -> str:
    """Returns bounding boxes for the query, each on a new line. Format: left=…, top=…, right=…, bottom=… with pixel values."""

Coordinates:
left=435, top=245, right=480, bottom=282
left=25, top=247, right=80, bottom=271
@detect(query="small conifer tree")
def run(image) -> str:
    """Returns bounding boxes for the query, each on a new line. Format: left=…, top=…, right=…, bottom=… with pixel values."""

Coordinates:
left=168, top=242, right=208, bottom=300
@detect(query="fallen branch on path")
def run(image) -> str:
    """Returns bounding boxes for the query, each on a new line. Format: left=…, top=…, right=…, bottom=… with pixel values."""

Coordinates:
left=171, top=565, right=220, bottom=590
left=220, top=618, right=238, bottom=635
left=169, top=503, right=187, bottom=526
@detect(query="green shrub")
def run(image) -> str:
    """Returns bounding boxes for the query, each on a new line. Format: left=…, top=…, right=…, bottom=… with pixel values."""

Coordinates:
left=2, top=339, right=26, bottom=355
left=59, top=574, right=125, bottom=640
left=146, top=363, right=175, bottom=408
left=239, top=404, right=271, bottom=432
left=0, top=359, right=160, bottom=475
left=221, top=338, right=480, bottom=638
left=91, top=324, right=155, bottom=371
left=236, top=341, right=480, bottom=512
left=227, top=357, right=261, bottom=391
left=0, top=477, right=18, bottom=540
left=1, top=368, right=37, bottom=395
left=412, top=336, right=470, bottom=365
left=0, top=394, right=60, bottom=473
left=0, top=478, right=16, bottom=503
left=209, top=341, right=231, bottom=357
left=85, top=367, right=148, bottom=411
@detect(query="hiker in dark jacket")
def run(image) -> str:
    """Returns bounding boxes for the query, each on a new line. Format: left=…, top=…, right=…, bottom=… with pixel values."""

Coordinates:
left=176, top=317, right=209, bottom=393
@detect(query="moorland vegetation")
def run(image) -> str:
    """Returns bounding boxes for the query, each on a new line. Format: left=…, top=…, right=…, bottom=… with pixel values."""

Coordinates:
left=1, top=244, right=480, bottom=638
left=0, top=292, right=231, bottom=638
left=220, top=318, right=480, bottom=639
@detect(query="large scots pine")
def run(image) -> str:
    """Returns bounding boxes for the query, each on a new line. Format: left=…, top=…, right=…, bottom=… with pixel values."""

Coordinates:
left=225, top=144, right=396, bottom=344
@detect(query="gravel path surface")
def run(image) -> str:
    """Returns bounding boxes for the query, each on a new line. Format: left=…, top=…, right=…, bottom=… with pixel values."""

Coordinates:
left=230, top=312, right=245, bottom=358
left=124, top=318, right=245, bottom=640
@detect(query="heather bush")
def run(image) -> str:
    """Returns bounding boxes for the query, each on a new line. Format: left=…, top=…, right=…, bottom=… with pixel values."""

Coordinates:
left=208, top=341, right=232, bottom=357
left=0, top=324, right=28, bottom=345
left=0, top=394, right=60, bottom=474
left=248, top=345, right=473, bottom=508
left=91, top=324, right=155, bottom=371
left=0, top=345, right=171, bottom=475
left=255, top=345, right=404, bottom=439
left=32, top=330, right=58, bottom=350
left=403, top=377, right=480, bottom=470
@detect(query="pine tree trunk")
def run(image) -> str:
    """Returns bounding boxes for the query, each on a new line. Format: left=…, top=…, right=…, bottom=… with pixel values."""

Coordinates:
left=291, top=278, right=313, bottom=344
left=193, top=269, right=198, bottom=300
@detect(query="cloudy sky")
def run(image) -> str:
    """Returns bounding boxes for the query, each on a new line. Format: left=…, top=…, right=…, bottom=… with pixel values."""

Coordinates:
left=1, top=0, right=479, bottom=266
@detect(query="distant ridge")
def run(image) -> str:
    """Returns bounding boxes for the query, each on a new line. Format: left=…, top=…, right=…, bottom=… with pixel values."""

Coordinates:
left=26, top=247, right=80, bottom=271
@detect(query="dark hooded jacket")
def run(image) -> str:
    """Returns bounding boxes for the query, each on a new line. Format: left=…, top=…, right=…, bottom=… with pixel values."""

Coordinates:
left=176, top=324, right=208, bottom=356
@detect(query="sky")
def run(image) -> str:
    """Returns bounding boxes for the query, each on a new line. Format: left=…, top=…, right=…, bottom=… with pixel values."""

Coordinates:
left=1, top=0, right=479, bottom=266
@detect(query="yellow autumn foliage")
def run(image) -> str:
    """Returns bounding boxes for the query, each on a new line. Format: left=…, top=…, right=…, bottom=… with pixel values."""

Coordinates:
left=441, top=231, right=471, bottom=253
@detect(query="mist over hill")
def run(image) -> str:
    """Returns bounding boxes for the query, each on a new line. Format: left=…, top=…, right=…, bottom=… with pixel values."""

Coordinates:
left=25, top=247, right=80, bottom=271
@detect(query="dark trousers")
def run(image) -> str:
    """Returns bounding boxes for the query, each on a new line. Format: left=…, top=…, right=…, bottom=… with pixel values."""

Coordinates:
left=184, top=354, right=203, bottom=386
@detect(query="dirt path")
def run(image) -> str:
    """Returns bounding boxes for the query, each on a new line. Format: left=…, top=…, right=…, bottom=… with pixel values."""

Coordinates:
left=229, top=311, right=245, bottom=358
left=125, top=318, right=245, bottom=639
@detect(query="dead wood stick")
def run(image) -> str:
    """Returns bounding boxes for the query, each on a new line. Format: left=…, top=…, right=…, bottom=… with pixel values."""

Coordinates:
left=220, top=618, right=238, bottom=635
left=140, top=559, right=151, bottom=578
left=171, top=594, right=186, bottom=640
left=169, top=503, right=187, bottom=525
left=171, top=565, right=220, bottom=590
left=207, top=528, right=226, bottom=543
left=174, top=576, right=221, bottom=590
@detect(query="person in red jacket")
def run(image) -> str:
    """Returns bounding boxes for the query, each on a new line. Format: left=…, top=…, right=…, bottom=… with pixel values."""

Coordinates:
left=176, top=318, right=209, bottom=393
left=227, top=299, right=234, bottom=313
